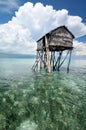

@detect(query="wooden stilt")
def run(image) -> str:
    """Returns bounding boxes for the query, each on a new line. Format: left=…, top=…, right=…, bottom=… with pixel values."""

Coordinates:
left=32, top=51, right=39, bottom=71
left=58, top=50, right=69, bottom=69
left=44, top=51, right=47, bottom=68
left=57, top=51, right=62, bottom=71
left=67, top=50, right=72, bottom=73
left=50, top=51, right=52, bottom=65
left=40, top=51, right=42, bottom=70
left=54, top=52, right=60, bottom=70
left=45, top=36, right=51, bottom=73
left=36, top=51, right=39, bottom=69
left=32, top=49, right=72, bottom=73
left=32, top=51, right=42, bottom=71
left=52, top=51, right=55, bottom=71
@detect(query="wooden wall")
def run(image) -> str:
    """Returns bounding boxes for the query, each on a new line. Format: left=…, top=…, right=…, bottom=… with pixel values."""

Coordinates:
left=37, top=27, right=73, bottom=51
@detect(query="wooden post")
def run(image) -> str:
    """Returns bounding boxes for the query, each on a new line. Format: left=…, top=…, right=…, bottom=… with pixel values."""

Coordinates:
left=45, top=35, right=51, bottom=73
left=52, top=51, right=55, bottom=71
left=67, top=50, right=72, bottom=73
left=58, top=50, right=69, bottom=69
left=32, top=51, right=40, bottom=71
left=50, top=51, right=52, bottom=65
left=40, top=51, right=42, bottom=70
left=44, top=51, right=47, bottom=68
left=57, top=51, right=62, bottom=71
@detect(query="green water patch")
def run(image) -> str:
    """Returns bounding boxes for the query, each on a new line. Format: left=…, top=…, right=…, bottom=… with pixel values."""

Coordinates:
left=0, top=70, right=86, bottom=130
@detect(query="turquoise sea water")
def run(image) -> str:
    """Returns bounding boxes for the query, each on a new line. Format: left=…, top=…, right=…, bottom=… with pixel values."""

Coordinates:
left=0, top=58, right=86, bottom=130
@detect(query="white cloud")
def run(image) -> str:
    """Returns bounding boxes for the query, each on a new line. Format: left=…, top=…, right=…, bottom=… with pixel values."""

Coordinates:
left=0, top=0, right=19, bottom=13
left=0, top=2, right=86, bottom=55
left=73, top=40, right=86, bottom=56
left=67, top=16, right=86, bottom=38
left=0, top=22, right=36, bottom=54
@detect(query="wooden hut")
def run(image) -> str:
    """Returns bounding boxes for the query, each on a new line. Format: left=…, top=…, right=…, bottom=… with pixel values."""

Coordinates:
left=32, top=25, right=75, bottom=73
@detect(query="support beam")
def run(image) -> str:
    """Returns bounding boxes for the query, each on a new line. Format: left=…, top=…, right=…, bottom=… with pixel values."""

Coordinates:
left=50, top=51, right=56, bottom=71
left=45, top=35, right=51, bottom=73
left=67, top=50, right=72, bottom=73
left=59, top=50, right=69, bottom=69
left=44, top=51, right=47, bottom=68
left=57, top=51, right=62, bottom=71
left=40, top=51, right=42, bottom=70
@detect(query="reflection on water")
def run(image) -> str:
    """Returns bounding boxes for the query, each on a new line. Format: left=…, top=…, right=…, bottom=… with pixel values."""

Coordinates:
left=0, top=59, right=86, bottom=130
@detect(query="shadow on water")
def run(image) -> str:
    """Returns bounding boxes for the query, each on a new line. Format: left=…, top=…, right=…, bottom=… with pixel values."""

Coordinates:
left=0, top=64, right=86, bottom=129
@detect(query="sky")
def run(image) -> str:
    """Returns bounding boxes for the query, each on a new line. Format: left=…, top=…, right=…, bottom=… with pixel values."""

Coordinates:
left=0, top=0, right=86, bottom=57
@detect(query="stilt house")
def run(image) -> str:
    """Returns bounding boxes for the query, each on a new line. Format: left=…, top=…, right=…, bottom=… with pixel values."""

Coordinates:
left=32, top=25, right=75, bottom=73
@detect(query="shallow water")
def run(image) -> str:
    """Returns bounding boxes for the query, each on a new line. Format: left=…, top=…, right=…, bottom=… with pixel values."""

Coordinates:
left=0, top=58, right=86, bottom=130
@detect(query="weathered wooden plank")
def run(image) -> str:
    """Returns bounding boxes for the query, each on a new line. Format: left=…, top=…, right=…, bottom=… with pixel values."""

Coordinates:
left=45, top=36, right=51, bottom=73
left=51, top=27, right=73, bottom=39
left=50, top=42, right=72, bottom=47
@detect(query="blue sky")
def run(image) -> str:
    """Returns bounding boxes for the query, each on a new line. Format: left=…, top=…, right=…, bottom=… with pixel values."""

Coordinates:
left=0, top=0, right=86, bottom=24
left=22, top=0, right=86, bottom=22
left=0, top=0, right=86, bottom=56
